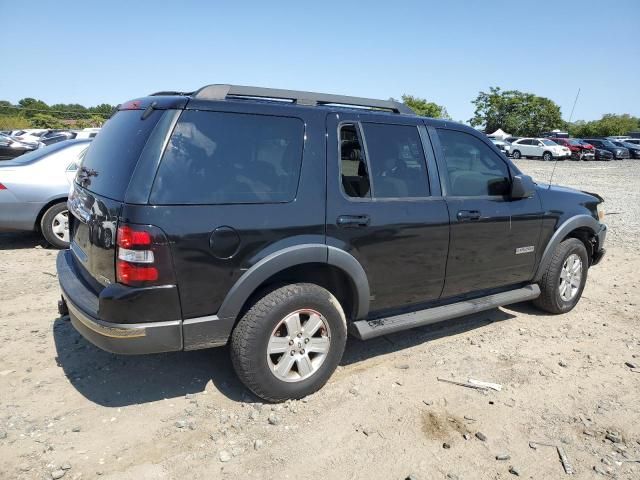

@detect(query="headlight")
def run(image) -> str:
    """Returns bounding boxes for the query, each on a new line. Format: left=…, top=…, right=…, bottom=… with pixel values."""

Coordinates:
left=597, top=203, right=605, bottom=221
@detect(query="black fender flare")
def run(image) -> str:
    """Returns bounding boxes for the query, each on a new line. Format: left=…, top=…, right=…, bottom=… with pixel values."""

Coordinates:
left=534, top=214, right=599, bottom=282
left=216, top=244, right=370, bottom=322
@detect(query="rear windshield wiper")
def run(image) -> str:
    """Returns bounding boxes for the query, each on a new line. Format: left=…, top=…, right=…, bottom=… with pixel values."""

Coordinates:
left=141, top=101, right=158, bottom=120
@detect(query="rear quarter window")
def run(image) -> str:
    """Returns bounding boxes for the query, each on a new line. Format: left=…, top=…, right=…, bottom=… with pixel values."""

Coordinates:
left=76, top=109, right=164, bottom=200
left=150, top=111, right=305, bottom=205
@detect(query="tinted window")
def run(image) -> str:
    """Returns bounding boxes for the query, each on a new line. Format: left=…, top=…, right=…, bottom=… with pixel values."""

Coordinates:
left=77, top=109, right=164, bottom=199
left=437, top=129, right=511, bottom=197
left=339, top=124, right=370, bottom=199
left=362, top=123, right=429, bottom=198
left=150, top=111, right=304, bottom=204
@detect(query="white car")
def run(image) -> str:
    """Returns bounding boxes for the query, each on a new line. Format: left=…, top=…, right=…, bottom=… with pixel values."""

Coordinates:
left=11, top=129, right=49, bottom=144
left=489, top=138, right=511, bottom=155
left=509, top=138, right=571, bottom=161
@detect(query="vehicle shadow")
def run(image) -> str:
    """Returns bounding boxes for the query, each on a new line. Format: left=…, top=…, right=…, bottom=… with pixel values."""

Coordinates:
left=53, top=306, right=518, bottom=407
left=0, top=232, right=46, bottom=250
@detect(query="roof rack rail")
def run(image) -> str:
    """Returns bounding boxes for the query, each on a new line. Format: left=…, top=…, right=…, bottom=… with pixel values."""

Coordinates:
left=188, top=84, right=414, bottom=115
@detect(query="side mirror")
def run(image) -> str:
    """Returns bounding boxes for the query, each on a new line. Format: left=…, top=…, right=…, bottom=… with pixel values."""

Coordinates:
left=511, top=174, right=535, bottom=199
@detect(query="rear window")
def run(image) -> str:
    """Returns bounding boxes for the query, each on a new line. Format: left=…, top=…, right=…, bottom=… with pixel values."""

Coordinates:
left=76, top=109, right=164, bottom=200
left=150, top=111, right=304, bottom=205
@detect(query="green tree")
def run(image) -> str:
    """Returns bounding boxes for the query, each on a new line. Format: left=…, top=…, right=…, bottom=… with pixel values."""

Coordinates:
left=568, top=114, right=639, bottom=137
left=400, top=94, right=449, bottom=119
left=29, top=113, right=65, bottom=129
left=469, top=87, right=564, bottom=136
left=17, top=98, right=50, bottom=118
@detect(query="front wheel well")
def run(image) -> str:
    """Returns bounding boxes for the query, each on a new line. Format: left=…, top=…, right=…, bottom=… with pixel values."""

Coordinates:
left=564, top=227, right=595, bottom=264
left=236, top=263, right=357, bottom=325
left=35, top=197, right=67, bottom=232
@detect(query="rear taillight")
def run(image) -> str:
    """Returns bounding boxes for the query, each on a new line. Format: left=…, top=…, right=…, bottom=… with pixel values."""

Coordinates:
left=0, top=183, right=6, bottom=190
left=116, top=223, right=174, bottom=287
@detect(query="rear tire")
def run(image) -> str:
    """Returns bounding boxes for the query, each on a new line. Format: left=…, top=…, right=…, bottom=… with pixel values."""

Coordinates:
left=512, top=150, right=521, bottom=159
left=40, top=202, right=69, bottom=249
left=533, top=238, right=589, bottom=314
left=230, top=283, right=347, bottom=402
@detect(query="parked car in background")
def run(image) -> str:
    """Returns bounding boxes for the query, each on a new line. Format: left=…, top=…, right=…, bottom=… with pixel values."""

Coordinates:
left=0, top=133, right=38, bottom=160
left=0, top=139, right=91, bottom=247
left=624, top=139, right=640, bottom=146
left=11, top=129, right=48, bottom=144
left=489, top=137, right=511, bottom=155
left=509, top=138, right=571, bottom=161
left=594, top=148, right=614, bottom=161
left=73, top=128, right=100, bottom=139
left=504, top=136, right=520, bottom=144
left=40, top=133, right=75, bottom=147
left=548, top=137, right=595, bottom=161
left=581, top=139, right=630, bottom=159
left=610, top=141, right=640, bottom=159
left=606, top=136, right=631, bottom=142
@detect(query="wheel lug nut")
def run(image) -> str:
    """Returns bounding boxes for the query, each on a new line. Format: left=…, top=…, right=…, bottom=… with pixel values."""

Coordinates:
left=297, top=333, right=302, bottom=338
left=304, top=338, right=309, bottom=344
left=290, top=351, right=295, bottom=356
left=288, top=340, right=294, bottom=346
left=300, top=349, right=305, bottom=354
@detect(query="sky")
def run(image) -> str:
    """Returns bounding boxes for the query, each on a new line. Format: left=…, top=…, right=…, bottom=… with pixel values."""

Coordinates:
left=1, top=0, right=638, bottom=123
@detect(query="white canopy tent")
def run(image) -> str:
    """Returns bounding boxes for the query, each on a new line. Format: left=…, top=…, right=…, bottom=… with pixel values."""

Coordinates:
left=488, top=128, right=511, bottom=140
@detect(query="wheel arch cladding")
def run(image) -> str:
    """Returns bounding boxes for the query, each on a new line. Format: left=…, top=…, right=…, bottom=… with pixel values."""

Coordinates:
left=217, top=244, right=370, bottom=325
left=534, top=214, right=599, bottom=282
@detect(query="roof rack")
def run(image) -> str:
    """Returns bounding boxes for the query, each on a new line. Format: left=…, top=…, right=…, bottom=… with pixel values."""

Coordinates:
left=184, top=84, right=414, bottom=115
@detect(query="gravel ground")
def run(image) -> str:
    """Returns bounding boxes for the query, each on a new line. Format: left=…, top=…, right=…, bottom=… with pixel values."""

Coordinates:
left=0, top=160, right=639, bottom=480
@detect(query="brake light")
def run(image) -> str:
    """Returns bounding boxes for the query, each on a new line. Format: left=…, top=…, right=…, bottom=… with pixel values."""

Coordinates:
left=117, top=261, right=158, bottom=283
left=119, top=100, right=142, bottom=110
left=0, top=183, right=6, bottom=190
left=116, top=223, right=174, bottom=287
left=117, top=225, right=151, bottom=248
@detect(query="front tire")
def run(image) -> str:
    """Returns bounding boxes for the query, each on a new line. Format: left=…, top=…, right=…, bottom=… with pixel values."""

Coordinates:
left=40, top=202, right=69, bottom=249
left=533, top=238, right=589, bottom=314
left=230, top=283, right=347, bottom=402
left=512, top=150, right=521, bottom=159
left=542, top=151, right=553, bottom=162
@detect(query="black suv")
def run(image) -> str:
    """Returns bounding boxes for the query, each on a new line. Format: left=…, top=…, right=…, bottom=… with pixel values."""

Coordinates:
left=57, top=84, right=607, bottom=402
left=581, top=138, right=630, bottom=159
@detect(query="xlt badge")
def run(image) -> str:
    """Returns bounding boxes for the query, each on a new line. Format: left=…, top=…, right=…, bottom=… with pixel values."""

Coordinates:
left=515, top=246, right=535, bottom=255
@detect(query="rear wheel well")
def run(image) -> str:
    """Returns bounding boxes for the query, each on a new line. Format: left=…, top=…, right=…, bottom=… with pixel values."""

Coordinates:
left=564, top=227, right=594, bottom=264
left=35, top=197, right=67, bottom=232
left=236, top=263, right=357, bottom=325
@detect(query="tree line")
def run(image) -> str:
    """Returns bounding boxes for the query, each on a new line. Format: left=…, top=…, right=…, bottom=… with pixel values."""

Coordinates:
left=1, top=92, right=638, bottom=138
left=0, top=98, right=115, bottom=130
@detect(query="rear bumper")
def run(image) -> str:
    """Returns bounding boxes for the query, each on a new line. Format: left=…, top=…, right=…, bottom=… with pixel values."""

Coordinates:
left=57, top=249, right=182, bottom=354
left=57, top=249, right=234, bottom=354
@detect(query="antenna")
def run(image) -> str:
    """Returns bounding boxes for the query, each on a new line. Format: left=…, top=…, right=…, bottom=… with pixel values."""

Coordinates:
left=549, top=87, right=581, bottom=189
left=568, top=88, right=581, bottom=123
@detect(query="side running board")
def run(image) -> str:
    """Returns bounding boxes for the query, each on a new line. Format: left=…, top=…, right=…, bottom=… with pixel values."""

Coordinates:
left=350, top=284, right=540, bottom=340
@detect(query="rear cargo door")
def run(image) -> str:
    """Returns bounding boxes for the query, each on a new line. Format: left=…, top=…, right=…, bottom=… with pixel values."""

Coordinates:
left=68, top=108, right=167, bottom=286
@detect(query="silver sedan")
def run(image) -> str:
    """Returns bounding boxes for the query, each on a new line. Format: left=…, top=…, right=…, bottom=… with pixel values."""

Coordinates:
left=0, top=139, right=91, bottom=248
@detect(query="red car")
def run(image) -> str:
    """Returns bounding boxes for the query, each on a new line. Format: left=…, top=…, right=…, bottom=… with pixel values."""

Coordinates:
left=548, top=137, right=595, bottom=161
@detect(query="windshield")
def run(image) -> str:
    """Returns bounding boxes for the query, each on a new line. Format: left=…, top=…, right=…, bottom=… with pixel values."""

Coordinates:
left=568, top=139, right=582, bottom=146
left=2, top=140, right=88, bottom=166
left=541, top=139, right=557, bottom=146
left=601, top=140, right=616, bottom=147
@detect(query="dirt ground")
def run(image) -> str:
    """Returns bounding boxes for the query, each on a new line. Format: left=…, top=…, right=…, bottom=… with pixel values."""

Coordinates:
left=1, top=160, right=639, bottom=480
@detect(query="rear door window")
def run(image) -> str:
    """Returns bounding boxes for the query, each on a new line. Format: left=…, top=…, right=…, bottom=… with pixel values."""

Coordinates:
left=361, top=123, right=430, bottom=198
left=76, top=109, right=165, bottom=200
left=150, top=111, right=305, bottom=205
